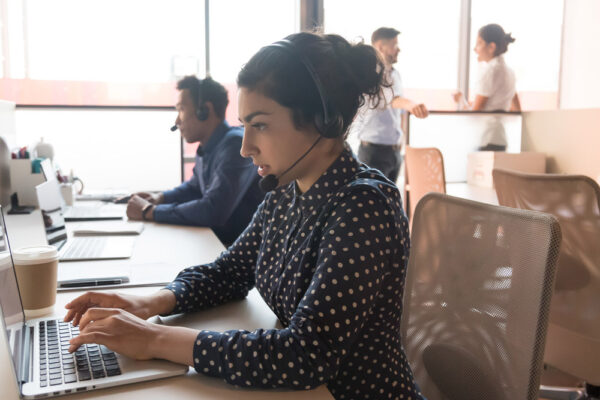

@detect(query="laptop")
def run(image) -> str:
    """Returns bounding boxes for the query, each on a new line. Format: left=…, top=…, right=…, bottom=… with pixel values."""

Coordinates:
left=0, top=206, right=188, bottom=399
left=35, top=181, right=135, bottom=262
left=40, top=159, right=123, bottom=222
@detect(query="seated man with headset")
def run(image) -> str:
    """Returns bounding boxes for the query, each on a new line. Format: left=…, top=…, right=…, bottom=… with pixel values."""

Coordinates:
left=127, top=76, right=263, bottom=245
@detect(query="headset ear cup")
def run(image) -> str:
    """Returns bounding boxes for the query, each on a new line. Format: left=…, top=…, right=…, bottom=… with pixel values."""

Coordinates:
left=315, top=111, right=344, bottom=138
left=196, top=104, right=209, bottom=121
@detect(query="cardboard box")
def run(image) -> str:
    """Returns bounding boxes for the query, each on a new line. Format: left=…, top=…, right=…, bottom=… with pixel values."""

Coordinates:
left=467, top=152, right=546, bottom=188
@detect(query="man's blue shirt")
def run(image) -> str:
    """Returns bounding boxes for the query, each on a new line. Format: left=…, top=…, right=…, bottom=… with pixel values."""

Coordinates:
left=153, top=121, right=263, bottom=244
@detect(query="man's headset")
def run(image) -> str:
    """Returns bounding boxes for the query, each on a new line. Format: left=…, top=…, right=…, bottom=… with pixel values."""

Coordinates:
left=194, top=78, right=210, bottom=121
left=170, top=77, right=210, bottom=132
left=258, top=39, right=345, bottom=192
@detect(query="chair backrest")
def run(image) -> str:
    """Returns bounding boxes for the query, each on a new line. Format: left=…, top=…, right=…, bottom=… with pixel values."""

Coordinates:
left=493, top=168, right=600, bottom=385
left=405, top=146, right=446, bottom=220
left=402, top=193, right=561, bottom=400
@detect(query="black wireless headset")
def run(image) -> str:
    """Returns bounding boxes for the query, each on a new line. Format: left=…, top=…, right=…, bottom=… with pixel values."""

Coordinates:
left=267, top=40, right=344, bottom=139
left=195, top=78, right=210, bottom=121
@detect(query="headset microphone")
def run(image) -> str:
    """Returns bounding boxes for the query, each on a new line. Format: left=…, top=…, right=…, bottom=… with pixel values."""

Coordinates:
left=170, top=125, right=178, bottom=132
left=259, top=136, right=322, bottom=193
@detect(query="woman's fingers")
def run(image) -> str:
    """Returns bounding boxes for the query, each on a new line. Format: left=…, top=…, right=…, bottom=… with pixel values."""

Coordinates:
left=69, top=331, right=111, bottom=353
left=67, top=309, right=158, bottom=360
left=63, top=309, right=77, bottom=323
left=64, top=291, right=102, bottom=310
left=78, top=308, right=120, bottom=331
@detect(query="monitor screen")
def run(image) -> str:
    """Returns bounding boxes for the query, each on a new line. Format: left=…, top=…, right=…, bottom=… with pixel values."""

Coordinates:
left=40, top=159, right=56, bottom=182
left=35, top=181, right=68, bottom=246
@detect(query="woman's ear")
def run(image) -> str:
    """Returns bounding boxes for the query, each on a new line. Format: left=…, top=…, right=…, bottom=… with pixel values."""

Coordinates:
left=488, top=42, right=497, bottom=56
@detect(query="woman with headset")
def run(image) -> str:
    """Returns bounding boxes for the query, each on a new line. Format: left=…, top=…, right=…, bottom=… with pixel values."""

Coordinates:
left=64, top=32, right=423, bottom=400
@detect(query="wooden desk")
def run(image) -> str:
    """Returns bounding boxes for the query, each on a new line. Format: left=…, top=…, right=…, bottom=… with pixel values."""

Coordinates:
left=4, top=209, right=225, bottom=285
left=0, top=288, right=333, bottom=399
left=445, top=182, right=498, bottom=205
left=1, top=211, right=333, bottom=399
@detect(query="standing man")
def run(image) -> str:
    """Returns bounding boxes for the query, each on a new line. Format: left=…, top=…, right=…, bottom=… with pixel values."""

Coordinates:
left=127, top=76, right=263, bottom=245
left=350, top=27, right=429, bottom=183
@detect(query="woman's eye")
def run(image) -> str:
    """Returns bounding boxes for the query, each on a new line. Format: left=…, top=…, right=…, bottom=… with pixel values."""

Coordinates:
left=252, top=123, right=266, bottom=131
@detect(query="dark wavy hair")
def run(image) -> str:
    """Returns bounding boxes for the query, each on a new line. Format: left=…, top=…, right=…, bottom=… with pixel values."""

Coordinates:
left=479, top=24, right=515, bottom=56
left=237, top=32, right=388, bottom=138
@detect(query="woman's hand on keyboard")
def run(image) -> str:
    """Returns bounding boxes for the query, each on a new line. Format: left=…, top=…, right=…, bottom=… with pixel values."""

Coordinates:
left=68, top=307, right=197, bottom=365
left=63, top=290, right=175, bottom=326
left=67, top=308, right=159, bottom=359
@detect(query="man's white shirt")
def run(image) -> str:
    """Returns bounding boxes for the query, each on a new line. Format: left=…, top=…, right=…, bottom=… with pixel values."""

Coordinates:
left=350, top=68, right=404, bottom=146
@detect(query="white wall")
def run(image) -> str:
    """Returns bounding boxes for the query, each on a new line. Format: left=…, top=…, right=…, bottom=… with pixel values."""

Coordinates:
left=560, top=0, right=600, bottom=109
left=521, top=109, right=600, bottom=180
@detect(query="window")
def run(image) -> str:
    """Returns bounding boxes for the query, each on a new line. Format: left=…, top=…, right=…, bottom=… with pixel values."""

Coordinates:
left=209, top=0, right=300, bottom=87
left=2, top=0, right=206, bottom=105
left=324, top=0, right=461, bottom=110
left=469, top=0, right=564, bottom=110
left=15, top=108, right=181, bottom=192
left=181, top=0, right=300, bottom=180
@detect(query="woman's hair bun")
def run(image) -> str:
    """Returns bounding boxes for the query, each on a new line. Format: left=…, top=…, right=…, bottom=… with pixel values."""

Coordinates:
left=479, top=24, right=515, bottom=56
left=345, top=42, right=385, bottom=97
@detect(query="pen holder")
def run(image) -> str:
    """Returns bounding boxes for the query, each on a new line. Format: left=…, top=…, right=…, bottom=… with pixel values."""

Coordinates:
left=8, top=159, right=45, bottom=206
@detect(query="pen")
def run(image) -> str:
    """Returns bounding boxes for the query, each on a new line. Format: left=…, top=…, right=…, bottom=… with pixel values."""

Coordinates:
left=58, top=276, right=129, bottom=288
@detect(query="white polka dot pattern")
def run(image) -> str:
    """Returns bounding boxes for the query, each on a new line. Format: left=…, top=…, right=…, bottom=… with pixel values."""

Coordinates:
left=164, top=146, right=423, bottom=400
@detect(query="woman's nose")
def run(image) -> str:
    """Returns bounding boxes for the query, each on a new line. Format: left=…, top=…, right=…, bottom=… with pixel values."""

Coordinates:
left=240, top=133, right=255, bottom=158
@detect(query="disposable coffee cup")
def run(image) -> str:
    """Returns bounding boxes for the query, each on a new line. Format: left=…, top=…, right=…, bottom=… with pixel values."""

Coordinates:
left=12, top=246, right=59, bottom=318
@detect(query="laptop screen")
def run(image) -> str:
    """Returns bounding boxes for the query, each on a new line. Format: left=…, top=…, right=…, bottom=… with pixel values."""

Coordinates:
left=0, top=206, right=26, bottom=380
left=40, top=159, right=57, bottom=182
left=35, top=181, right=68, bottom=246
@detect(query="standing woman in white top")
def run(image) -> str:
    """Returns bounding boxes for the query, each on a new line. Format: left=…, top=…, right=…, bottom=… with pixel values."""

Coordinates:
left=454, top=23, right=521, bottom=150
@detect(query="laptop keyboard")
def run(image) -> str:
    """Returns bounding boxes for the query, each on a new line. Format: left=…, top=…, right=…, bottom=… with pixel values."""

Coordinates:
left=62, top=237, right=108, bottom=259
left=39, top=319, right=121, bottom=387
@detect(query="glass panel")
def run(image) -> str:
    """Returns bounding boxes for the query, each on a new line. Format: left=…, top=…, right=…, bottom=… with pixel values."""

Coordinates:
left=6, top=0, right=25, bottom=78
left=15, top=108, right=181, bottom=192
left=324, top=0, right=461, bottom=109
left=408, top=112, right=523, bottom=182
left=209, top=0, right=299, bottom=86
left=0, top=3, right=3, bottom=78
left=469, top=0, right=564, bottom=110
left=25, top=0, right=205, bottom=82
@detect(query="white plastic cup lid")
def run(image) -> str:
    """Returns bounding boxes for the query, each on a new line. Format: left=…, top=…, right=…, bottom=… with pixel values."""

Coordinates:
left=12, top=246, right=59, bottom=265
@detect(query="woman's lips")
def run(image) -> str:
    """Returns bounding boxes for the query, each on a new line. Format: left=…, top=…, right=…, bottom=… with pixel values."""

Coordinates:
left=257, top=165, right=270, bottom=177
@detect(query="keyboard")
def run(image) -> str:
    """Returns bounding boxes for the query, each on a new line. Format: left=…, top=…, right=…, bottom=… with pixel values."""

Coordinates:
left=39, top=319, right=121, bottom=387
left=76, top=194, right=126, bottom=202
left=62, top=237, right=108, bottom=259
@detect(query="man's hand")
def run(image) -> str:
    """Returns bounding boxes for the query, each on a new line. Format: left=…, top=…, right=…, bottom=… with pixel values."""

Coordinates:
left=134, top=192, right=164, bottom=205
left=127, top=195, right=152, bottom=220
left=452, top=91, right=464, bottom=104
left=410, top=103, right=429, bottom=119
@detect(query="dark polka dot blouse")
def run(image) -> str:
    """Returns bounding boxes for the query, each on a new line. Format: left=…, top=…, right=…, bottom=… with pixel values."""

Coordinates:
left=164, top=146, right=424, bottom=400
